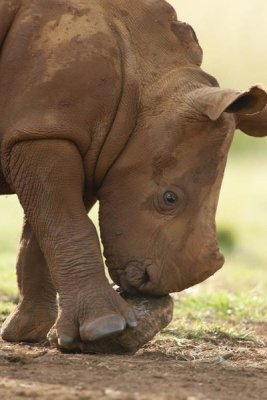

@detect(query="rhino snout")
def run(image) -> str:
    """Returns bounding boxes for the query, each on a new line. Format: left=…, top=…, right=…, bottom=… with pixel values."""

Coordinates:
left=119, top=260, right=150, bottom=292
left=107, top=247, right=225, bottom=296
left=117, top=260, right=171, bottom=296
left=124, top=261, right=150, bottom=288
left=108, top=260, right=161, bottom=295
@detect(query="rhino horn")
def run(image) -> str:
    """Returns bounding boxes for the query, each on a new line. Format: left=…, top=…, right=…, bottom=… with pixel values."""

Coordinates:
left=190, top=85, right=267, bottom=121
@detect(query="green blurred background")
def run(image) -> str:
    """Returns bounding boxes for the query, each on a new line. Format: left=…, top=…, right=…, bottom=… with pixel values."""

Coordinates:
left=0, top=0, right=266, bottom=319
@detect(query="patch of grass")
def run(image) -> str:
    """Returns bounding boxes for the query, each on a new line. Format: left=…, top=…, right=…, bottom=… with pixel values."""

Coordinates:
left=162, top=289, right=266, bottom=346
left=174, top=291, right=267, bottom=322
left=162, top=321, right=257, bottom=346
left=159, top=290, right=266, bottom=348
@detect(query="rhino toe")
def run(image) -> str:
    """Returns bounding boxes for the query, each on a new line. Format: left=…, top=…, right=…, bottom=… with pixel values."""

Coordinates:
left=79, top=314, right=126, bottom=342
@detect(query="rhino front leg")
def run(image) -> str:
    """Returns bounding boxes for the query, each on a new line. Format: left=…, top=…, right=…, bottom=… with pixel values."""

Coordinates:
left=6, top=139, right=136, bottom=350
left=1, top=218, right=57, bottom=343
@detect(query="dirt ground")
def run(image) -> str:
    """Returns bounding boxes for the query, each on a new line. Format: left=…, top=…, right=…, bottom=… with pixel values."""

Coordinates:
left=0, top=322, right=266, bottom=400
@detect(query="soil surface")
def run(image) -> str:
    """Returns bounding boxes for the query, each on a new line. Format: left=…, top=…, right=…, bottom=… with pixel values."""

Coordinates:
left=0, top=322, right=266, bottom=400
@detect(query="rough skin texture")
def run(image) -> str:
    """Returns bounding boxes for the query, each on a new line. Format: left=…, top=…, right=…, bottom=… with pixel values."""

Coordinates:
left=0, top=0, right=266, bottom=351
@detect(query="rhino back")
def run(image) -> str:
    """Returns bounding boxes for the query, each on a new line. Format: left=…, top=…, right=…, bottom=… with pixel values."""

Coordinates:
left=0, top=0, right=203, bottom=189
left=0, top=0, right=124, bottom=155
left=0, top=0, right=203, bottom=135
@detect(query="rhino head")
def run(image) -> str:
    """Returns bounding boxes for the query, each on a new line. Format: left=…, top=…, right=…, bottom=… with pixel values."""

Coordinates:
left=97, top=71, right=267, bottom=295
left=97, top=7, right=267, bottom=296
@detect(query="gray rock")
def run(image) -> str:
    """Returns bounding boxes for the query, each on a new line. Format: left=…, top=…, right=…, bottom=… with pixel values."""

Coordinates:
left=48, top=294, right=173, bottom=354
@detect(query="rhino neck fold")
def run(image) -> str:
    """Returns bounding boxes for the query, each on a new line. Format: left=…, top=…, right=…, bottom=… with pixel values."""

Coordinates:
left=91, top=21, right=140, bottom=195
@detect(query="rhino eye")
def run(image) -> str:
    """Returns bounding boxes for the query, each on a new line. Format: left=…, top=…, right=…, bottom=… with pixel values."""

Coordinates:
left=163, top=191, right=177, bottom=205
left=155, top=186, right=186, bottom=215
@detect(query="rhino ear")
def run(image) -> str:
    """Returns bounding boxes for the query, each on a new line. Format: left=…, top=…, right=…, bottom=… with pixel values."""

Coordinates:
left=236, top=106, right=267, bottom=137
left=191, top=85, right=267, bottom=121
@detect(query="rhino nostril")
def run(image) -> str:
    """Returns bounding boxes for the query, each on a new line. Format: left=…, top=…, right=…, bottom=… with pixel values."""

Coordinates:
left=124, top=261, right=150, bottom=289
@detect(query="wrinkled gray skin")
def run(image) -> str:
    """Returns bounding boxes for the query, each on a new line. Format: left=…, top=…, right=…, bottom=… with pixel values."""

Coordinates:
left=0, top=0, right=266, bottom=350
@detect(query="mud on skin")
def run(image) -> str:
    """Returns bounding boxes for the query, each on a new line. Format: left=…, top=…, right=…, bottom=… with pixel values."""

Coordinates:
left=0, top=0, right=266, bottom=351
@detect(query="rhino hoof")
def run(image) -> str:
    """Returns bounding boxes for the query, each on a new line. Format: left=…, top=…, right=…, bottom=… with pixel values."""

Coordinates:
left=48, top=293, right=173, bottom=354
